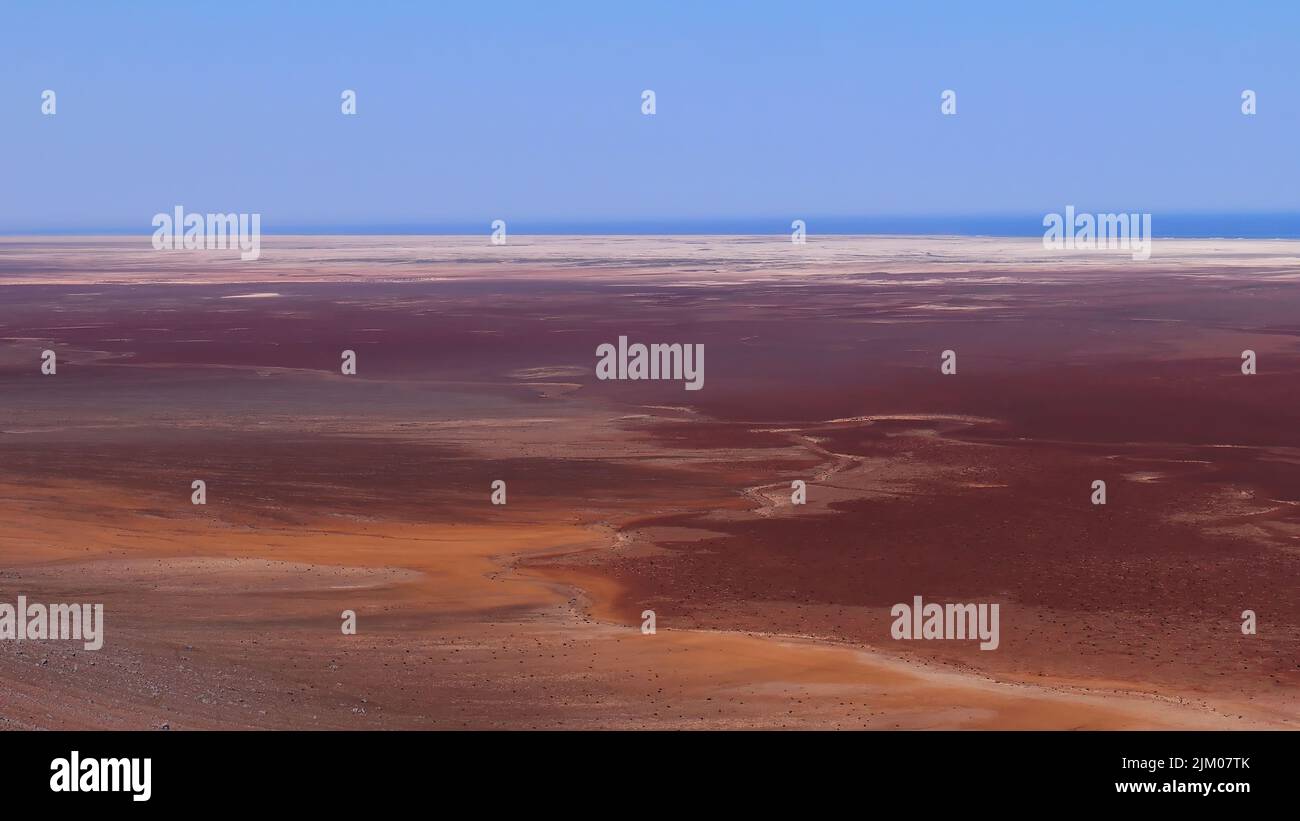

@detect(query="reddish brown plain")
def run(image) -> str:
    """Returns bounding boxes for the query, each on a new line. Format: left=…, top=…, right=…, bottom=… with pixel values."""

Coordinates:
left=0, top=235, right=1296, bottom=729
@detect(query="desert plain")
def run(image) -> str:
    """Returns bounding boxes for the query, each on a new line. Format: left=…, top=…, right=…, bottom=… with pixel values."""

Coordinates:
left=0, top=235, right=1297, bottom=729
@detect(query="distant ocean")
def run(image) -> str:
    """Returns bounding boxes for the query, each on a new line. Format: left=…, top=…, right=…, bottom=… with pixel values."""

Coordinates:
left=9, top=213, right=1300, bottom=239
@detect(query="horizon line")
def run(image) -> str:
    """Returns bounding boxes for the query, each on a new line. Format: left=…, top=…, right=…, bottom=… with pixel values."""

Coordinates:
left=6, top=211, right=1300, bottom=239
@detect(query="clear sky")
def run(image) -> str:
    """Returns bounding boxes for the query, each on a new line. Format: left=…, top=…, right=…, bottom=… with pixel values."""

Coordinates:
left=3, top=0, right=1298, bottom=233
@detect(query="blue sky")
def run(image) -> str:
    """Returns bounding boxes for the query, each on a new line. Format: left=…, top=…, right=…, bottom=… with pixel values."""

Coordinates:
left=3, top=0, right=1298, bottom=233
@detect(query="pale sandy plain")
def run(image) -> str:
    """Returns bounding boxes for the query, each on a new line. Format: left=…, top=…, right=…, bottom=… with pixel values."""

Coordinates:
left=0, top=235, right=1296, bottom=729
